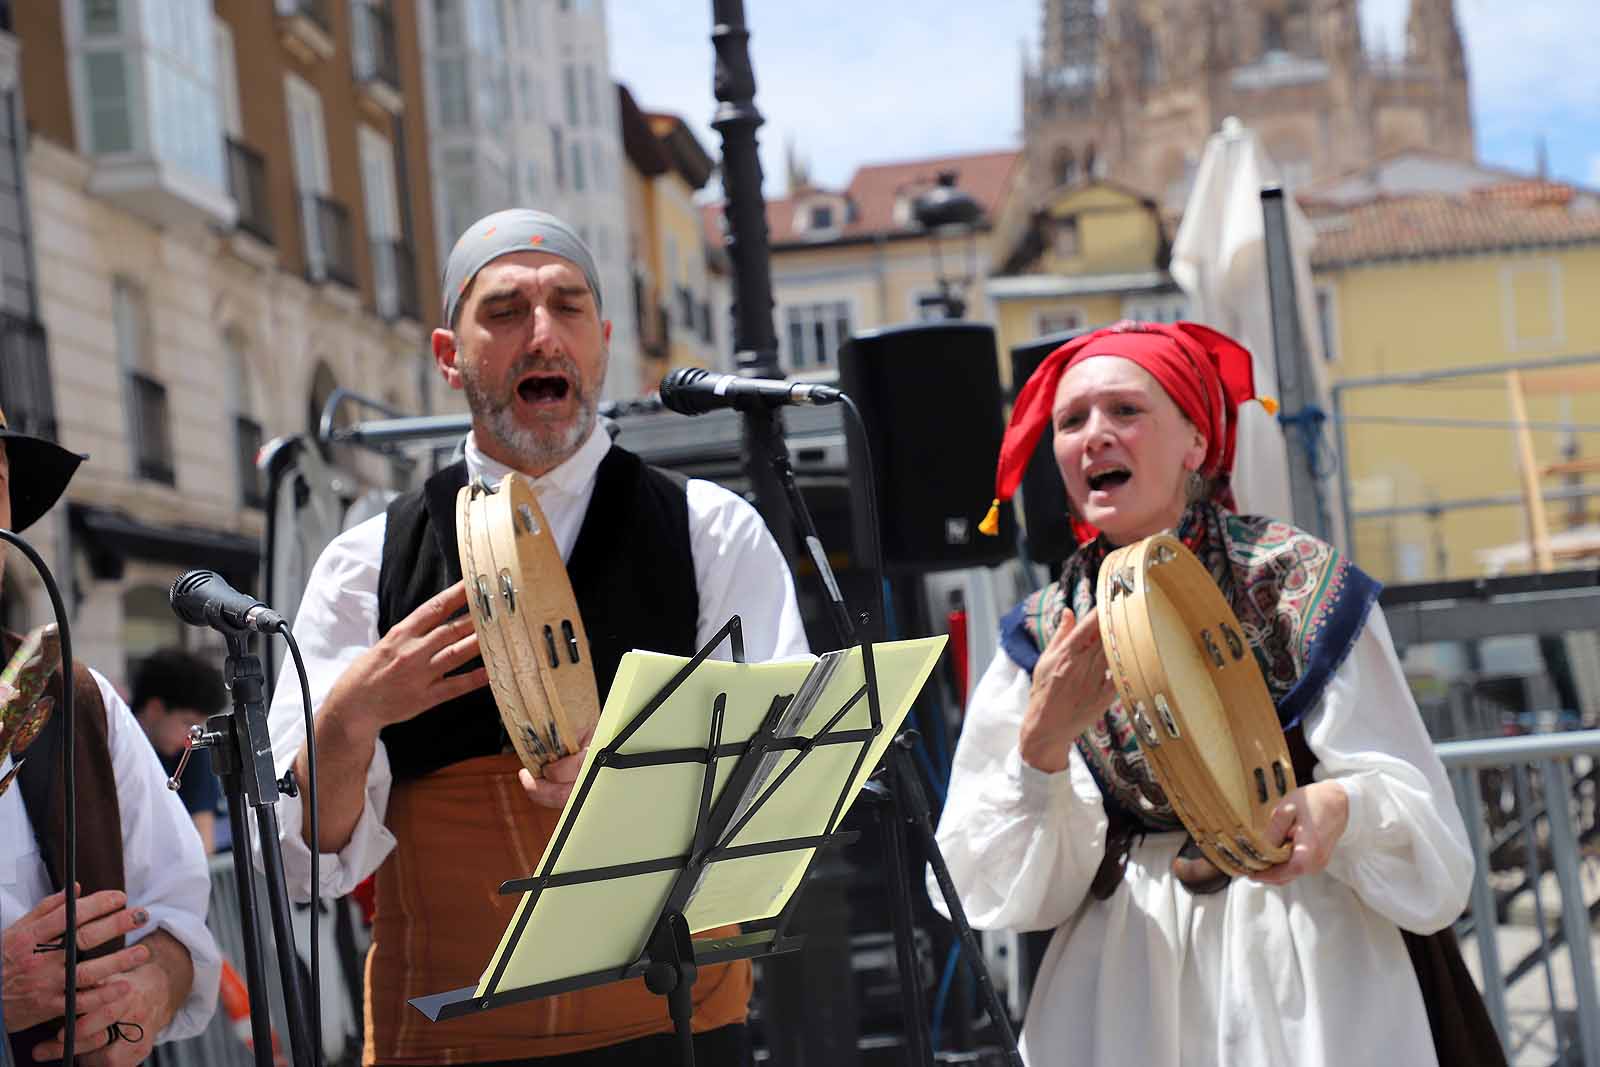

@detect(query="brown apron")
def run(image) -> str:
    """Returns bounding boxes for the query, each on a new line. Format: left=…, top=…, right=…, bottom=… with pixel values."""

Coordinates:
left=365, top=753, right=751, bottom=1065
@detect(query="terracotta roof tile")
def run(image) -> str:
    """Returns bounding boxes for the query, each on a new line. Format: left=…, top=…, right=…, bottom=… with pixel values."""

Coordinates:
left=1308, top=186, right=1600, bottom=268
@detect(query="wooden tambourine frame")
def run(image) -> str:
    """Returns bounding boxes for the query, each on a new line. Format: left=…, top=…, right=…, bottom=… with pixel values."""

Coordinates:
left=1095, top=533, right=1296, bottom=877
left=456, top=473, right=599, bottom=771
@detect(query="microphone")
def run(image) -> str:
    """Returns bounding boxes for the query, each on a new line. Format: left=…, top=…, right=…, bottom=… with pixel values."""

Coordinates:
left=659, top=367, right=842, bottom=415
left=169, top=571, right=286, bottom=634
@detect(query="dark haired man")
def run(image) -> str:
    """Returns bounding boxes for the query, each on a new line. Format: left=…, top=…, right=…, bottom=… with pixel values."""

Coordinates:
left=131, top=648, right=227, bottom=853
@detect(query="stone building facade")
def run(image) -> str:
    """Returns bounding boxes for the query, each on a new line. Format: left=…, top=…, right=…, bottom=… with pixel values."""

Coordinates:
left=1023, top=0, right=1472, bottom=210
left=4, top=0, right=440, bottom=687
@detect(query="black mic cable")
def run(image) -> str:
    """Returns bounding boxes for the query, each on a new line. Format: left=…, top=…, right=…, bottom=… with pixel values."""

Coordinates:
left=0, top=528, right=78, bottom=1065
left=277, top=621, right=321, bottom=1067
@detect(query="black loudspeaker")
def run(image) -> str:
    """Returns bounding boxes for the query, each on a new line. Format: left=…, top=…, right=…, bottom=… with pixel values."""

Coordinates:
left=1010, top=329, right=1090, bottom=565
left=838, top=321, right=1015, bottom=572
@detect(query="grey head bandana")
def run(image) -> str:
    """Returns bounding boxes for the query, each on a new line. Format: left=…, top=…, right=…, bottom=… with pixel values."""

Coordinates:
left=441, top=208, right=603, bottom=326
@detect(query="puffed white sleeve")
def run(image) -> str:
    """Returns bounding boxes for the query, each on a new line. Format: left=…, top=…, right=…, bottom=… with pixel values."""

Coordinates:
left=686, top=479, right=810, bottom=661
left=927, top=649, right=1109, bottom=932
left=265, top=516, right=398, bottom=902
left=1310, top=607, right=1475, bottom=933
left=98, top=673, right=221, bottom=1042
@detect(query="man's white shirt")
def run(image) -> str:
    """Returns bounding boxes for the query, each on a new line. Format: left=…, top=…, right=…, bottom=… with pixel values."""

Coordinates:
left=265, top=426, right=811, bottom=901
left=0, top=671, right=222, bottom=1041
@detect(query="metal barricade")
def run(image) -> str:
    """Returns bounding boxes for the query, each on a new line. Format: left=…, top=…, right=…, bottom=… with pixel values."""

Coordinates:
left=1440, top=730, right=1600, bottom=1066
left=154, top=854, right=295, bottom=1067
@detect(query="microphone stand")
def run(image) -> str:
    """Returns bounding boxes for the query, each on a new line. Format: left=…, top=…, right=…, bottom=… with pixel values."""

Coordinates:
left=176, top=631, right=317, bottom=1067
left=0, top=529, right=78, bottom=1065
left=755, top=411, right=1023, bottom=1066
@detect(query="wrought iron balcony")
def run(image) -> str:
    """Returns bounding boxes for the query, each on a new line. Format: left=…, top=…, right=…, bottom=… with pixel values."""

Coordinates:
left=127, top=371, right=174, bottom=485
left=372, top=237, right=419, bottom=322
left=303, top=194, right=356, bottom=289
left=225, top=138, right=273, bottom=245
left=0, top=314, right=56, bottom=442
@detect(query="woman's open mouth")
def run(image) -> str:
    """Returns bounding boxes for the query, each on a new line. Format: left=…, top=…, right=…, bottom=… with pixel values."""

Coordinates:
left=1086, top=467, right=1131, bottom=493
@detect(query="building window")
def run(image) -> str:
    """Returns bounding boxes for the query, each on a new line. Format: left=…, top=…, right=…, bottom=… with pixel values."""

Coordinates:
left=1501, top=261, right=1564, bottom=352
left=359, top=126, right=407, bottom=318
left=435, top=58, right=468, bottom=125
left=1053, top=215, right=1080, bottom=257
left=583, top=64, right=599, bottom=126
left=1120, top=296, right=1187, bottom=323
left=433, top=0, right=462, bottom=48
left=0, top=318, right=57, bottom=442
left=224, top=327, right=265, bottom=509
left=562, top=64, right=579, bottom=126
left=783, top=301, right=851, bottom=370
left=74, top=0, right=226, bottom=190
left=809, top=204, right=834, bottom=231
left=115, top=278, right=174, bottom=485
left=1053, top=148, right=1077, bottom=188
left=570, top=140, right=585, bottom=191
left=1037, top=309, right=1084, bottom=336
left=551, top=125, right=565, bottom=188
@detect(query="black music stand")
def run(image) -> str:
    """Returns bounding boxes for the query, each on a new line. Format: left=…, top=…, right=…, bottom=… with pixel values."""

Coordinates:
left=409, top=615, right=943, bottom=1066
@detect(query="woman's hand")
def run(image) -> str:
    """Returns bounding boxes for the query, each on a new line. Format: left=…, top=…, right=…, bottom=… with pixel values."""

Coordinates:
left=1018, top=609, right=1117, bottom=774
left=1251, top=780, right=1350, bottom=886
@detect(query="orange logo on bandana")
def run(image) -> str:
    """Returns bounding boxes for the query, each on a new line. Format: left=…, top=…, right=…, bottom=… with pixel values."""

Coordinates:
left=529, top=235, right=544, bottom=246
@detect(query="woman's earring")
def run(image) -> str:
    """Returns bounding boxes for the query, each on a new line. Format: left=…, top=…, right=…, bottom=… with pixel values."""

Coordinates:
left=1186, top=469, right=1204, bottom=503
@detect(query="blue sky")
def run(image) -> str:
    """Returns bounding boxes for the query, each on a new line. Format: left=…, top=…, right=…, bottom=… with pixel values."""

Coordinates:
left=608, top=0, right=1599, bottom=196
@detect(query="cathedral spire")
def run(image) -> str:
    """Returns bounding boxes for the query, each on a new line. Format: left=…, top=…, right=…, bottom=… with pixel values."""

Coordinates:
left=1406, top=0, right=1467, bottom=81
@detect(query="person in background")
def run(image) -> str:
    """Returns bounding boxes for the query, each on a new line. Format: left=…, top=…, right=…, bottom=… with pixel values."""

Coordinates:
left=131, top=648, right=228, bottom=854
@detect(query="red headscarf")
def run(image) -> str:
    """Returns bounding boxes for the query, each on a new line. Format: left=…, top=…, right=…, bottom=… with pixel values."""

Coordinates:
left=978, top=320, right=1274, bottom=544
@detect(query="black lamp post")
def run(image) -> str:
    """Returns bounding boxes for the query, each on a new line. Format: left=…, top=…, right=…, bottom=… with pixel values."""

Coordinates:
left=912, top=170, right=981, bottom=319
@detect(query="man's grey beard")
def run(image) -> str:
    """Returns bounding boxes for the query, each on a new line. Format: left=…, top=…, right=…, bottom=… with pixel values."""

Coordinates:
left=460, top=351, right=601, bottom=472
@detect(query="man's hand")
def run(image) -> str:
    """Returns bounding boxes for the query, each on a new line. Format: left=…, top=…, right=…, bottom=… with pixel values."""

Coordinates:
left=1018, top=609, right=1117, bottom=774
left=300, top=581, right=489, bottom=852
left=322, top=580, right=488, bottom=735
left=518, top=726, right=594, bottom=810
left=3, top=889, right=152, bottom=1034
left=1251, top=780, right=1350, bottom=886
left=30, top=930, right=193, bottom=1066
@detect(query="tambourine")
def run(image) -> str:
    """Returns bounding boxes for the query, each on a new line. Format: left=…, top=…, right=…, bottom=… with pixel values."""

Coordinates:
left=1095, top=533, right=1296, bottom=877
left=456, top=473, right=599, bottom=772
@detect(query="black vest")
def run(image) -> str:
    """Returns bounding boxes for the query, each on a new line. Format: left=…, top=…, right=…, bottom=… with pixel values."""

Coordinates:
left=375, top=448, right=701, bottom=780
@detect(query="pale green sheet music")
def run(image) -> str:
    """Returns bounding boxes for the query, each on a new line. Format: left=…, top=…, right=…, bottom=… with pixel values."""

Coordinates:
left=474, top=636, right=946, bottom=997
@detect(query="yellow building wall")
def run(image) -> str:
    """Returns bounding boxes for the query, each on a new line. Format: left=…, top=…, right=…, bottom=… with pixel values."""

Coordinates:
left=655, top=172, right=715, bottom=371
left=1322, top=244, right=1600, bottom=582
left=993, top=294, right=1129, bottom=387
left=1038, top=183, right=1165, bottom=277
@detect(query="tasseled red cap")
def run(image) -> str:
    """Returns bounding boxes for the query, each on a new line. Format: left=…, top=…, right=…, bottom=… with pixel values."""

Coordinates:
left=978, top=320, right=1274, bottom=544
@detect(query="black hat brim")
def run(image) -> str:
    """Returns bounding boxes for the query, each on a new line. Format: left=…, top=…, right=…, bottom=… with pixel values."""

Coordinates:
left=0, top=430, right=86, bottom=533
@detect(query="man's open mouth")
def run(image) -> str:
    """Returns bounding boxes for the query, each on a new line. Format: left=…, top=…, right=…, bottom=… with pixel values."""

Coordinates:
left=517, top=374, right=572, bottom=403
left=1086, top=467, right=1131, bottom=492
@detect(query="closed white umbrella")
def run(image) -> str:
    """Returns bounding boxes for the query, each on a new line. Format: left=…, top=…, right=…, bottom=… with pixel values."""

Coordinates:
left=1170, top=117, right=1342, bottom=546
